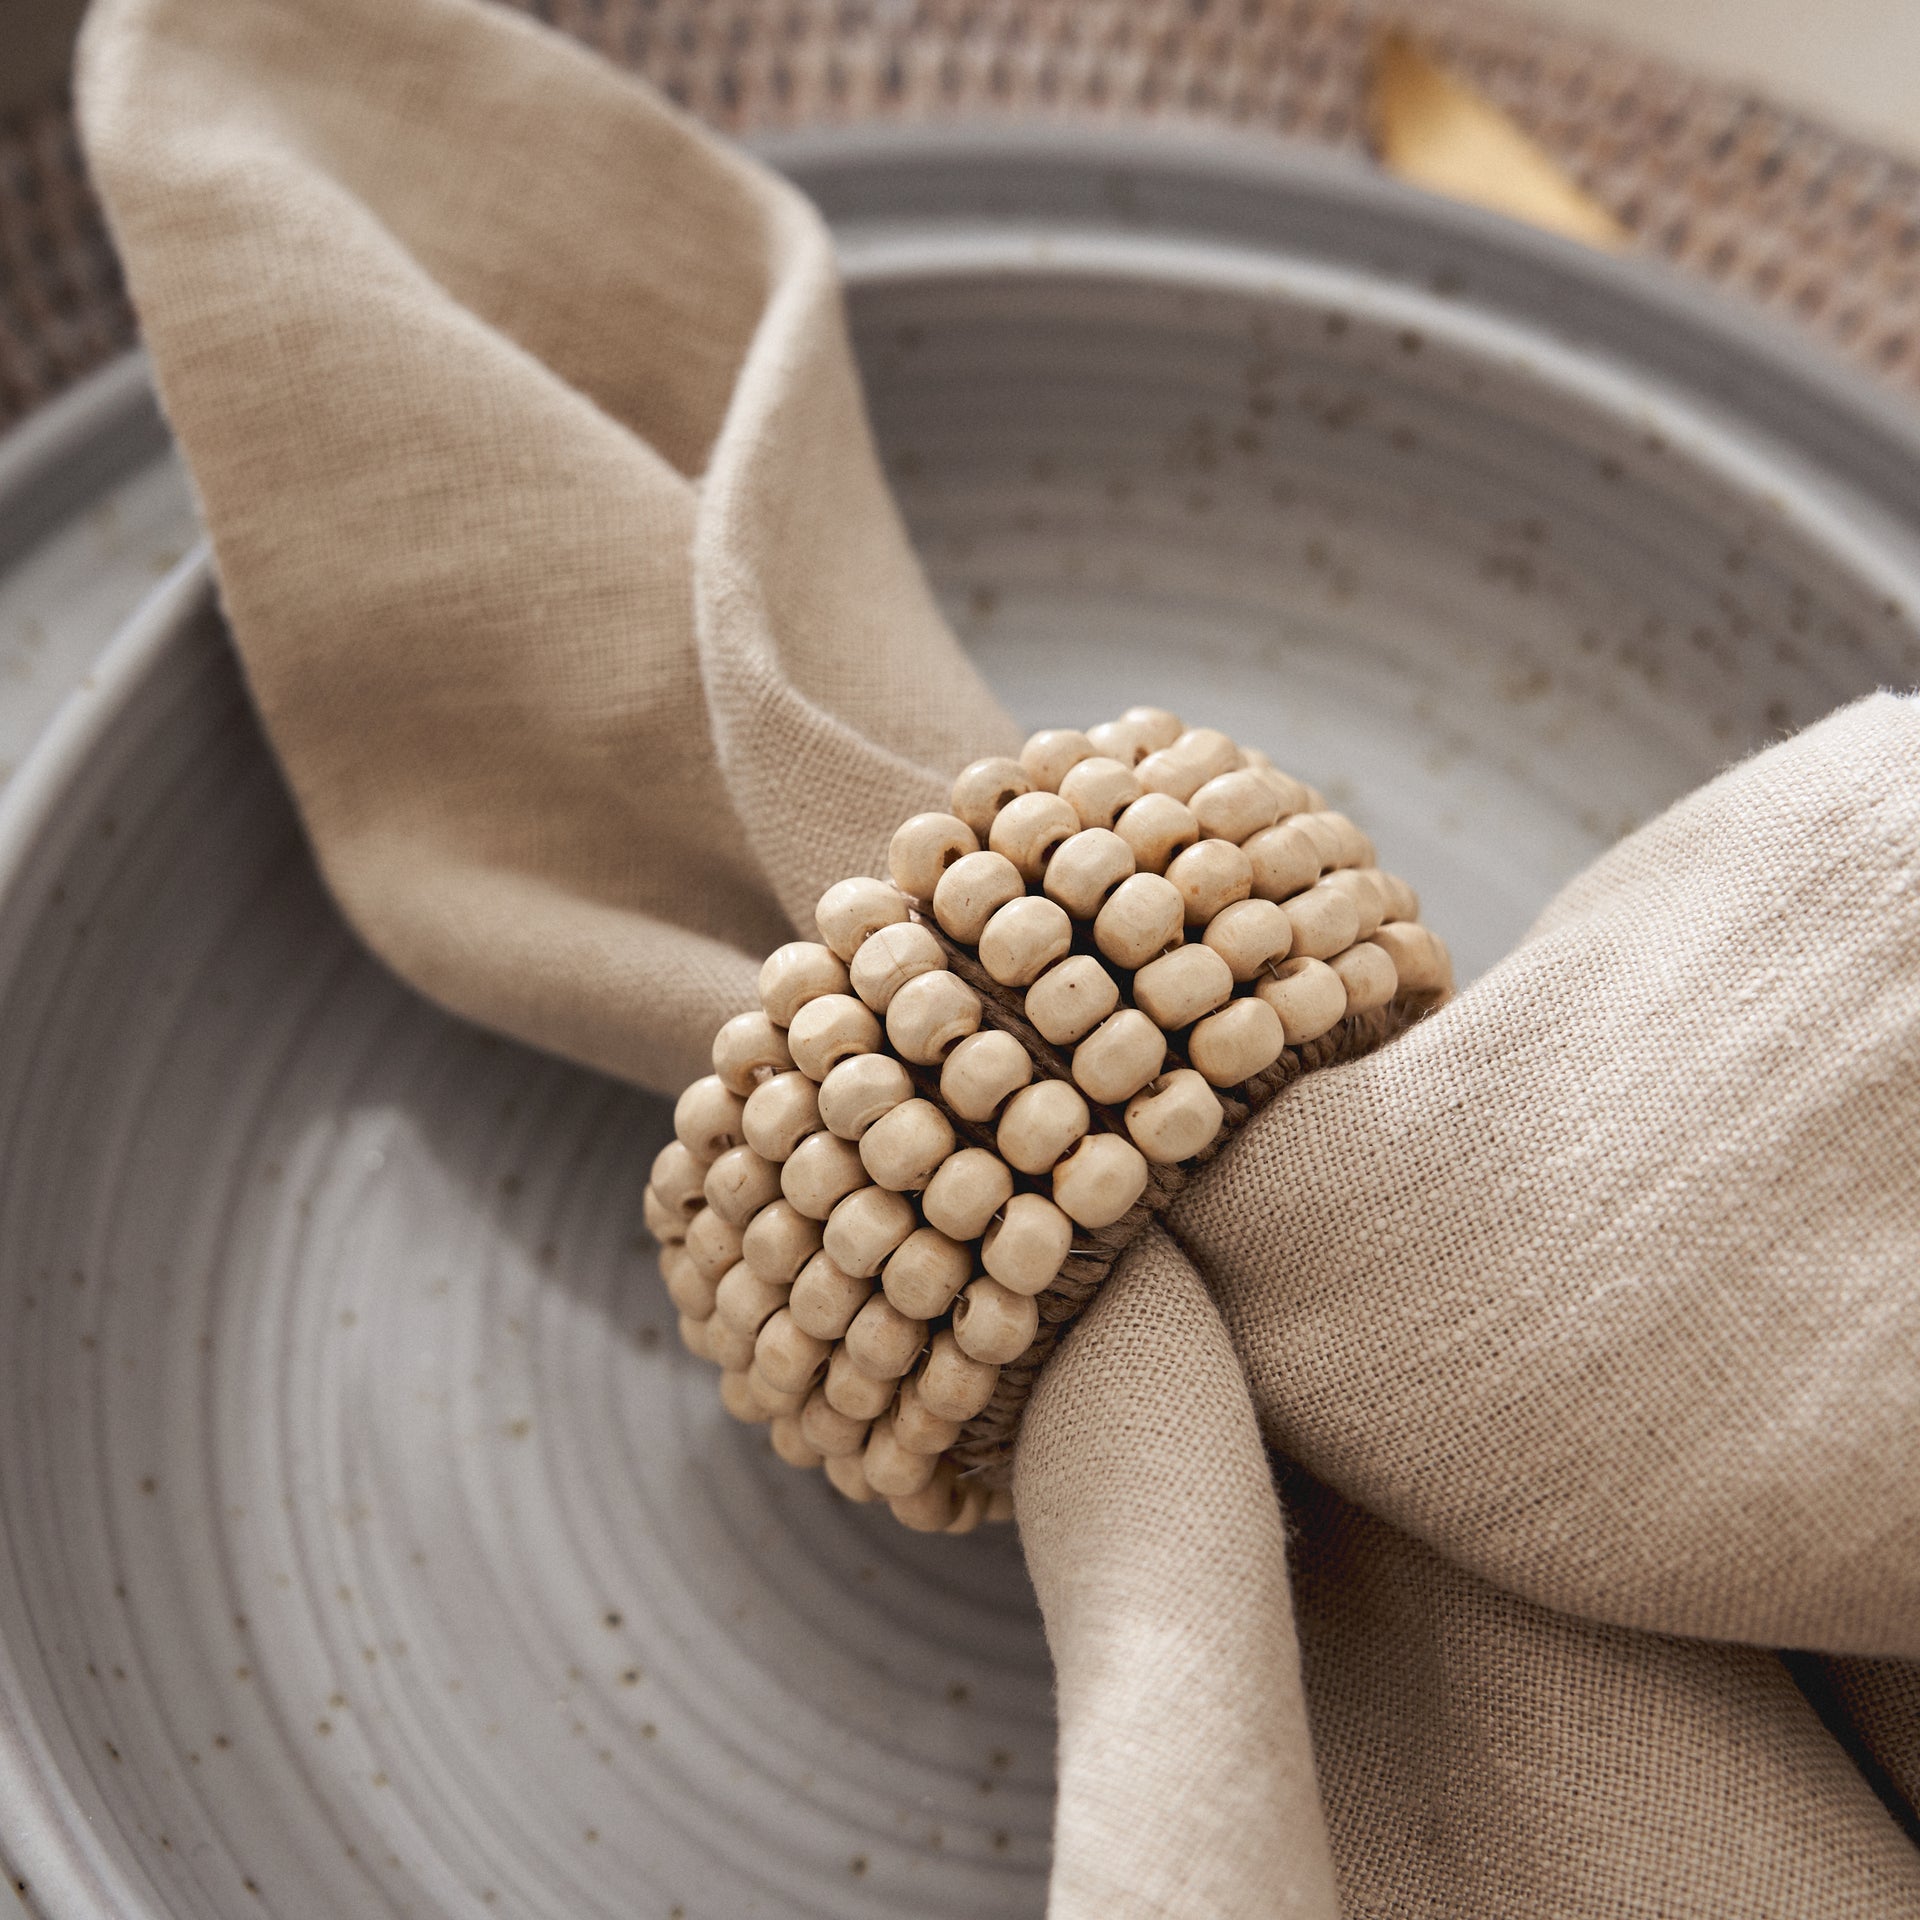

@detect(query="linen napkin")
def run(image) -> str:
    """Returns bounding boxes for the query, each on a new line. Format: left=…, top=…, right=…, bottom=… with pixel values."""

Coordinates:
left=78, top=0, right=1920, bottom=1913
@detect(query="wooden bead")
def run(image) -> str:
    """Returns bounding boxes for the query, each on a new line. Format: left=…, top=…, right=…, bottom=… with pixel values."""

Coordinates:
left=753, top=1307, right=832, bottom=1394
left=1070, top=1009, right=1166, bottom=1104
left=1137, top=727, right=1239, bottom=801
left=710, top=1008, right=794, bottom=1097
left=749, top=1369, right=811, bottom=1420
left=1190, top=768, right=1280, bottom=843
left=1203, top=897, right=1294, bottom=981
left=1113, top=792, right=1200, bottom=873
left=1319, top=866, right=1386, bottom=940
left=1119, top=706, right=1184, bottom=750
left=1132, top=944, right=1234, bottom=1029
left=1250, top=761, right=1315, bottom=817
left=777, top=1130, right=868, bottom=1220
left=822, top=1184, right=917, bottom=1277
left=823, top=1448, right=879, bottom=1502
left=703, top=1144, right=782, bottom=1227
left=814, top=876, right=909, bottom=961
left=1058, top=755, right=1143, bottom=830
left=891, top=1375, right=963, bottom=1455
left=1043, top=827, right=1135, bottom=918
left=741, top=1200, right=822, bottom=1286
left=643, top=1186, right=686, bottom=1245
left=648, top=1140, right=707, bottom=1219
left=882, top=1226, right=973, bottom=1319
left=1025, top=955, right=1120, bottom=1046
left=863, top=1412, right=939, bottom=1497
left=1052, top=1132, right=1151, bottom=1228
left=860, top=1097, right=956, bottom=1191
left=845, top=1293, right=927, bottom=1381
left=889, top=1457, right=964, bottom=1531
left=1283, top=882, right=1364, bottom=961
left=1243, top=819, right=1323, bottom=902
left=659, top=1240, right=720, bottom=1319
left=1372, top=868, right=1420, bottom=924
left=789, top=1250, right=872, bottom=1340
left=997, top=1080, right=1091, bottom=1175
left=741, top=1069, right=822, bottom=1162
left=1125, top=1069, right=1226, bottom=1163
left=684, top=1205, right=746, bottom=1281
left=949, top=756, right=1032, bottom=836
left=786, top=992, right=882, bottom=1081
left=705, top=1314, right=759, bottom=1370
left=816, top=1052, right=914, bottom=1139
left=888, top=811, right=980, bottom=904
left=718, top=1369, right=770, bottom=1425
left=673, top=1074, right=748, bottom=1163
left=918, top=1330, right=1001, bottom=1421
left=678, top=1311, right=715, bottom=1361
left=1019, top=727, right=1096, bottom=792
left=931, top=850, right=1024, bottom=943
left=885, top=969, right=982, bottom=1065
left=1188, top=996, right=1286, bottom=1087
left=758, top=941, right=850, bottom=1027
left=714, top=1261, right=790, bottom=1340
left=824, top=1342, right=896, bottom=1420
left=847, top=920, right=946, bottom=1012
left=1328, top=939, right=1399, bottom=1013
left=939, top=1029, right=1033, bottom=1122
left=988, top=789, right=1081, bottom=882
left=1086, top=707, right=1179, bottom=765
left=1370, top=919, right=1452, bottom=995
left=1255, top=955, right=1348, bottom=1044
left=1294, top=809, right=1372, bottom=870
left=800, top=1387, right=870, bottom=1457
left=979, top=894, right=1073, bottom=986
left=921, top=1147, right=1015, bottom=1242
left=1093, top=872, right=1185, bottom=969
left=768, top=1413, right=824, bottom=1469
left=981, top=1192, right=1074, bottom=1295
left=952, top=1276, right=1042, bottom=1364
left=1166, top=838, right=1254, bottom=926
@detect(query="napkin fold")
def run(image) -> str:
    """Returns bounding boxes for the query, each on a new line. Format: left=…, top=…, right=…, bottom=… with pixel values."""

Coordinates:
left=78, top=0, right=1920, bottom=1913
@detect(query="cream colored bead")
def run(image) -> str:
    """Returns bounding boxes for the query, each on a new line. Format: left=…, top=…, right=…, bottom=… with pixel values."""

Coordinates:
left=1019, top=727, right=1096, bottom=792
left=1025, top=955, right=1121, bottom=1047
left=920, top=1147, right=1015, bottom=1243
left=978, top=894, right=1073, bottom=987
left=673, top=1074, right=747, bottom=1163
left=939, top=1028, right=1033, bottom=1122
left=800, top=1387, right=869, bottom=1458
left=1328, top=939, right=1398, bottom=1013
left=704, top=1144, right=782, bottom=1227
left=931, top=850, right=1024, bottom=944
left=741, top=1070, right=822, bottom=1162
left=1093, top=872, right=1185, bottom=969
left=1244, top=819, right=1323, bottom=903
left=1058, top=755, right=1143, bottom=831
left=1052, top=1132, right=1151, bottom=1228
left=705, top=1315, right=759, bottom=1370
left=997, top=1079, right=1090, bottom=1175
left=778, top=1130, right=868, bottom=1220
left=1190, top=768, right=1281, bottom=843
left=845, top=1293, right=927, bottom=1381
left=789, top=1250, right=872, bottom=1340
left=981, top=1192, right=1074, bottom=1295
left=1293, top=809, right=1372, bottom=870
left=889, top=1456, right=964, bottom=1531
left=1284, top=882, right=1364, bottom=961
left=1070, top=1009, right=1166, bottom=1104
left=714, top=1261, right=789, bottom=1340
left=891, top=1375, right=963, bottom=1455
left=860, top=1097, right=956, bottom=1192
left=1120, top=706, right=1184, bottom=750
left=1203, top=897, right=1294, bottom=981
left=1189, top=996, right=1286, bottom=1087
left=1373, top=868, right=1420, bottom=924
left=814, top=875, right=910, bottom=961
left=1113, top=792, right=1200, bottom=874
left=709, top=1008, right=795, bottom=1097
left=823, top=1448, right=879, bottom=1502
left=758, top=941, right=850, bottom=1028
left=1137, top=727, right=1239, bottom=801
left=1132, top=944, right=1234, bottom=1029
left=882, top=1226, right=973, bottom=1319
left=1043, top=827, right=1135, bottom=918
left=718, top=1369, right=770, bottom=1425
left=885, top=969, right=982, bottom=1065
left=816, top=1052, right=913, bottom=1140
left=1319, top=866, right=1386, bottom=940
left=918, top=1329, right=1001, bottom=1421
left=1370, top=919, right=1452, bottom=995
left=749, top=1368, right=812, bottom=1420
left=1087, top=707, right=1179, bottom=765
left=659, top=1241, right=720, bottom=1319
left=952, top=1276, right=1041, bottom=1365
left=678, top=1311, right=715, bottom=1361
left=741, top=1200, right=822, bottom=1286
left=768, top=1413, right=824, bottom=1469
left=786, top=992, right=882, bottom=1081
left=863, top=1412, right=939, bottom=1497
left=824, top=1343, right=896, bottom=1420
left=648, top=1140, right=707, bottom=1219
left=1263, top=767, right=1317, bottom=818
left=1166, top=838, right=1254, bottom=927
left=988, top=789, right=1080, bottom=882
left=888, top=811, right=980, bottom=903
left=753, top=1307, right=832, bottom=1394
left=822, top=1184, right=917, bottom=1277
left=847, top=920, right=945, bottom=1014
left=1255, top=955, right=1348, bottom=1044
left=1125, top=1069, right=1226, bottom=1164
left=643, top=1186, right=686, bottom=1246
left=685, top=1205, right=746, bottom=1282
left=949, top=756, right=1031, bottom=836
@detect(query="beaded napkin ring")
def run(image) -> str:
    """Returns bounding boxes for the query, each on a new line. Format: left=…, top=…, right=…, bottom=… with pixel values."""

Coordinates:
left=643, top=709, right=1452, bottom=1534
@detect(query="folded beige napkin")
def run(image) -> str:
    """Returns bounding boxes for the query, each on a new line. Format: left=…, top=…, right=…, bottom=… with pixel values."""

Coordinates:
left=80, top=0, right=1920, bottom=1912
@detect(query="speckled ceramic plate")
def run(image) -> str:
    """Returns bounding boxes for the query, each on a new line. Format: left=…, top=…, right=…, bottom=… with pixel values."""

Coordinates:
left=3, top=126, right=1920, bottom=1920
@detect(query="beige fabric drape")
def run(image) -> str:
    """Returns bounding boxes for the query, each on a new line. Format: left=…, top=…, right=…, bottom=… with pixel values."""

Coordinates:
left=78, top=0, right=1920, bottom=1912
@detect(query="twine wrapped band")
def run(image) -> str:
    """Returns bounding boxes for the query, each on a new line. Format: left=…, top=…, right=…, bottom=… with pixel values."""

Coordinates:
left=643, top=709, right=1452, bottom=1532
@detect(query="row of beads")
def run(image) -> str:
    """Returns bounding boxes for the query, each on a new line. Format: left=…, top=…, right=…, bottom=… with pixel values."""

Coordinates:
left=642, top=710, right=1449, bottom=1529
